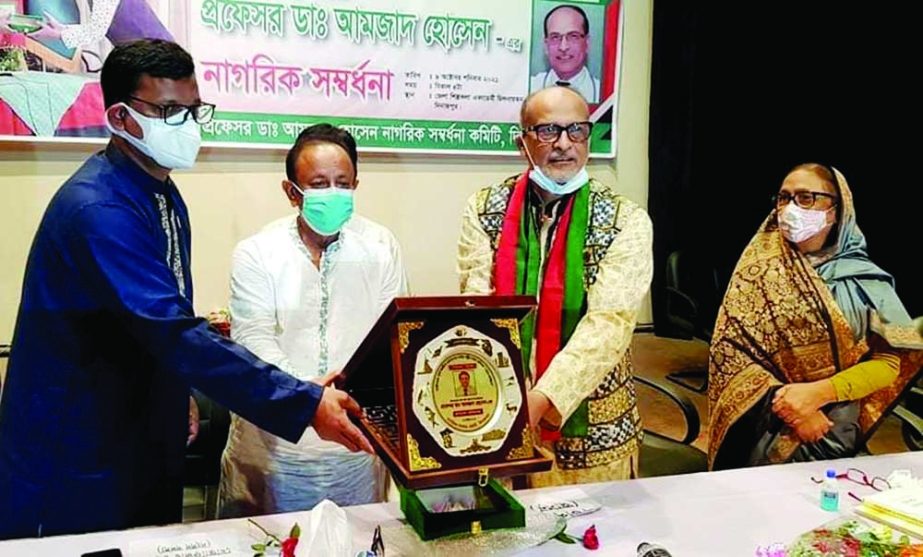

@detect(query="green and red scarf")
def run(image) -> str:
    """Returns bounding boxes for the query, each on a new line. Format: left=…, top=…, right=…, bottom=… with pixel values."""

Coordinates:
left=494, top=171, right=590, bottom=441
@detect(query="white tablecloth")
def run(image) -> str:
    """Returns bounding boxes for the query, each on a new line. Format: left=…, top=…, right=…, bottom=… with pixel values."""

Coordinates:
left=1, top=452, right=921, bottom=556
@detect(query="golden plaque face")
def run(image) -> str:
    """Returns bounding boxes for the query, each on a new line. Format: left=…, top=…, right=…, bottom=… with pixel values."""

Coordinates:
left=431, top=350, right=500, bottom=433
left=412, top=325, right=521, bottom=458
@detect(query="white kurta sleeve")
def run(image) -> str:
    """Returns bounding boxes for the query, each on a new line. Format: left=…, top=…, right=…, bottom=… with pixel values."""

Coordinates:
left=457, top=191, right=495, bottom=294
left=380, top=230, right=410, bottom=309
left=228, top=240, right=296, bottom=375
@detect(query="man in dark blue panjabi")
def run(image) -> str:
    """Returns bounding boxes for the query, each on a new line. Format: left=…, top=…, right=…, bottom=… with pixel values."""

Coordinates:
left=0, top=39, right=372, bottom=540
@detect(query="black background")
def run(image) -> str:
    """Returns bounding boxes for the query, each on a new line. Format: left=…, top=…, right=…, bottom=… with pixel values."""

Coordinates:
left=648, top=3, right=921, bottom=332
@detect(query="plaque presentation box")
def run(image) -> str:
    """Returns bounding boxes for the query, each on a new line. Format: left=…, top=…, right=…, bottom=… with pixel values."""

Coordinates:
left=399, top=479, right=525, bottom=540
left=341, top=295, right=552, bottom=492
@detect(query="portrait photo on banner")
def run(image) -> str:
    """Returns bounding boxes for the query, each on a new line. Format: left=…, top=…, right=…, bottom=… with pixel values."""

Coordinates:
left=529, top=0, right=617, bottom=105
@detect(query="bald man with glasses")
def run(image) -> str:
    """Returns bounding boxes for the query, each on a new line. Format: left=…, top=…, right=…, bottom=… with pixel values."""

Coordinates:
left=457, top=86, right=652, bottom=487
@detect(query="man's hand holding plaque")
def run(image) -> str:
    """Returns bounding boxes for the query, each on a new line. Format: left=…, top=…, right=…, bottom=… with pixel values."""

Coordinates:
left=312, top=371, right=374, bottom=454
left=527, top=390, right=552, bottom=430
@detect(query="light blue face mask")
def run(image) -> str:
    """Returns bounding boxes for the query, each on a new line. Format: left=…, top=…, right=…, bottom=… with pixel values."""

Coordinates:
left=522, top=143, right=589, bottom=195
left=529, top=165, right=589, bottom=196
left=292, top=184, right=354, bottom=236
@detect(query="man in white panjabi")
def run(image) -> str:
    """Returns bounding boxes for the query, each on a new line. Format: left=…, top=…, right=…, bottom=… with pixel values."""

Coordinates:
left=218, top=124, right=407, bottom=517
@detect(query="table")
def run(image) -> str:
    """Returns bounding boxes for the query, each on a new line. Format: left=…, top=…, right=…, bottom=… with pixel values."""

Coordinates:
left=1, top=452, right=920, bottom=556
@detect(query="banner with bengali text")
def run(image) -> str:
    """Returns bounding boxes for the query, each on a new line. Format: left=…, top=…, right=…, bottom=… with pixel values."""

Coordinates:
left=0, top=0, right=622, bottom=156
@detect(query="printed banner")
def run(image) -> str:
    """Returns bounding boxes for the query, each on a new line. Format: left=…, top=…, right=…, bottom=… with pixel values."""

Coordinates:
left=0, top=0, right=621, bottom=155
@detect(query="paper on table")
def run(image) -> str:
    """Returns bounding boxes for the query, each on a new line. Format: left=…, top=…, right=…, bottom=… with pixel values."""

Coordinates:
left=863, top=486, right=923, bottom=522
left=855, top=504, right=923, bottom=539
left=128, top=532, right=241, bottom=557
left=527, top=488, right=602, bottom=519
left=857, top=485, right=923, bottom=538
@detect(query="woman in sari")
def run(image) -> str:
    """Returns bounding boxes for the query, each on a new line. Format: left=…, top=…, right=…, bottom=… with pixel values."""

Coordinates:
left=708, top=163, right=922, bottom=470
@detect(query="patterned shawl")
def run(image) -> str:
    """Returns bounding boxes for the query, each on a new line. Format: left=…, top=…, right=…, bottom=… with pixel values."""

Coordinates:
left=707, top=169, right=923, bottom=468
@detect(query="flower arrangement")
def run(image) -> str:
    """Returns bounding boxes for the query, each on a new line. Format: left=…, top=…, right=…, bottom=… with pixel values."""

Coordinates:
left=787, top=519, right=923, bottom=557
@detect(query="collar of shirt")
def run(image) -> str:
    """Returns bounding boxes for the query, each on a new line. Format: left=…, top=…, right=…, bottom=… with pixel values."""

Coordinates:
left=527, top=179, right=572, bottom=218
left=544, top=65, right=593, bottom=89
left=104, top=142, right=174, bottom=194
left=288, top=216, right=345, bottom=268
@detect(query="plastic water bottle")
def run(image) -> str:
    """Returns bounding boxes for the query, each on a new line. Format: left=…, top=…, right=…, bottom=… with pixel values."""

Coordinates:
left=638, top=542, right=673, bottom=557
left=820, top=468, right=839, bottom=511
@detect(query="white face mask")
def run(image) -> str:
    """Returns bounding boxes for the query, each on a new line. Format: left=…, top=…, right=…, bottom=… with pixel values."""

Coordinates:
left=522, top=143, right=589, bottom=195
left=107, top=103, right=201, bottom=170
left=779, top=203, right=833, bottom=243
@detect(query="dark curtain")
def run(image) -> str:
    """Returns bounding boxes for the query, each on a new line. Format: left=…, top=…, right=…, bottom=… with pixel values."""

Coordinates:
left=649, top=3, right=922, bottom=336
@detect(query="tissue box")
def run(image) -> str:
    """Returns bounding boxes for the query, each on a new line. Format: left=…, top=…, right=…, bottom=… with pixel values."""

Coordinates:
left=400, top=479, right=525, bottom=541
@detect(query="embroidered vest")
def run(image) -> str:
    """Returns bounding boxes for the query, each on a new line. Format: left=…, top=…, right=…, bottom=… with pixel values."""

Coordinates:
left=474, top=175, right=642, bottom=469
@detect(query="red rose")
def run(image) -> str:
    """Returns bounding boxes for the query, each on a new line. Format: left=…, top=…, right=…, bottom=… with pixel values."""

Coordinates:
left=583, top=525, right=599, bottom=550
left=281, top=537, right=299, bottom=557
left=213, top=322, right=231, bottom=338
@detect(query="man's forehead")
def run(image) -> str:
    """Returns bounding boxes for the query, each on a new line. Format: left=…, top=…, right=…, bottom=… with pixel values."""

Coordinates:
left=524, top=92, right=588, bottom=124
left=547, top=8, right=583, bottom=30
left=294, top=143, right=355, bottom=177
left=135, top=74, right=199, bottom=102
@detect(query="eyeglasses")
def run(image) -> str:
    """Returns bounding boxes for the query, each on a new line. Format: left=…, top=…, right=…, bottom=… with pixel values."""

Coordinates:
left=811, top=468, right=891, bottom=502
left=772, top=190, right=838, bottom=209
left=127, top=95, right=216, bottom=126
left=545, top=32, right=586, bottom=45
left=522, top=121, right=592, bottom=144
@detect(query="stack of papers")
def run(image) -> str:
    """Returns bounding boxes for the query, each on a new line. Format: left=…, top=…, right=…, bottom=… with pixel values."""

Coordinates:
left=856, top=486, right=923, bottom=538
